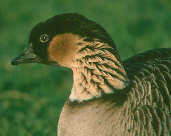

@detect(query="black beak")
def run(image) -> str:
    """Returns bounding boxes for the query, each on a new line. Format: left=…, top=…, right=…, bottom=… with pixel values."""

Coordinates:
left=11, top=47, right=40, bottom=65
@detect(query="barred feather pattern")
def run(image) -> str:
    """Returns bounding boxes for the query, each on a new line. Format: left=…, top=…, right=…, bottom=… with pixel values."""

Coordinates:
left=59, top=47, right=171, bottom=136
left=121, top=53, right=171, bottom=136
left=69, top=40, right=129, bottom=102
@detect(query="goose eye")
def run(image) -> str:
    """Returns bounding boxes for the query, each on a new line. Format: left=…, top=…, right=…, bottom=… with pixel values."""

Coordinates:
left=40, top=34, right=49, bottom=43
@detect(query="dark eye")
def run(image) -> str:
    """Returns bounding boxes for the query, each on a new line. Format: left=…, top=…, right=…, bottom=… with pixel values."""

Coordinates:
left=40, top=34, right=49, bottom=43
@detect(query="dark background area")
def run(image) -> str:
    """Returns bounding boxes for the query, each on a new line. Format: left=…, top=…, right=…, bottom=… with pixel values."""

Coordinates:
left=0, top=0, right=171, bottom=135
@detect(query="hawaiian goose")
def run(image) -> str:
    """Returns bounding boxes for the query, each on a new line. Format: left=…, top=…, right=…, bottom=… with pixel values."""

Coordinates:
left=11, top=13, right=171, bottom=136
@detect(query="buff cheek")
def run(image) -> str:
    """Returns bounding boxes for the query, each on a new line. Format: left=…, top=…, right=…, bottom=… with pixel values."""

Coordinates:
left=47, top=33, right=80, bottom=67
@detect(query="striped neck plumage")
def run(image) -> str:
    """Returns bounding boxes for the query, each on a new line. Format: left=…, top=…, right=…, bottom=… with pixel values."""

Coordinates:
left=69, top=40, right=129, bottom=102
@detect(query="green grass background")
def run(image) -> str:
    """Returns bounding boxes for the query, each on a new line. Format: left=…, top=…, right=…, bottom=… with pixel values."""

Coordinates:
left=0, top=0, right=171, bottom=135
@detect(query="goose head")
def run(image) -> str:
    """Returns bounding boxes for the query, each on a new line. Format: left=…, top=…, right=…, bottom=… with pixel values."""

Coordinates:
left=11, top=13, right=118, bottom=67
left=11, top=13, right=129, bottom=102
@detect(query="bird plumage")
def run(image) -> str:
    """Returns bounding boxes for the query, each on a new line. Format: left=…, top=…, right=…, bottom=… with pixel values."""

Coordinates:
left=11, top=13, right=171, bottom=136
left=58, top=48, right=171, bottom=136
left=123, top=48, right=171, bottom=135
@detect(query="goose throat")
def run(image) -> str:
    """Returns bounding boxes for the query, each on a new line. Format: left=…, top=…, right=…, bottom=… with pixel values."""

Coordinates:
left=69, top=41, right=129, bottom=102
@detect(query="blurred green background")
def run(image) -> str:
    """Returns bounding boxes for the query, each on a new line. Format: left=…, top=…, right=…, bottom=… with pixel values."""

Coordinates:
left=0, top=0, right=171, bottom=135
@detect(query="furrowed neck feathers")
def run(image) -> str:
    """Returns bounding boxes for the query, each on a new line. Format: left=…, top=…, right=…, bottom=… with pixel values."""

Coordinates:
left=69, top=39, right=129, bottom=102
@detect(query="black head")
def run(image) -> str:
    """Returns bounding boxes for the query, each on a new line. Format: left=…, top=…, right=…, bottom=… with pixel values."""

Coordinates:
left=11, top=13, right=116, bottom=66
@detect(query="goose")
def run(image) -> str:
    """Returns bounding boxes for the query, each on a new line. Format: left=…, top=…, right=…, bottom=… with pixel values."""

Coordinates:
left=11, top=13, right=171, bottom=136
